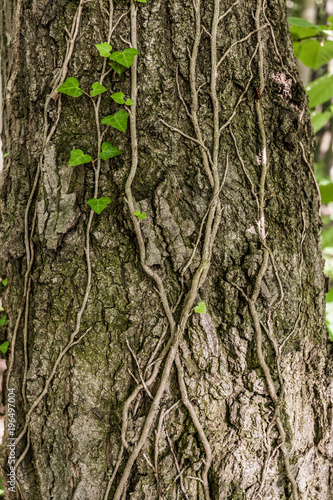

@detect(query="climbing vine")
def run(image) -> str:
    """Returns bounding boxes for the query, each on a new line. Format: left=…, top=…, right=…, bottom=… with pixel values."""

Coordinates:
left=1, top=0, right=319, bottom=498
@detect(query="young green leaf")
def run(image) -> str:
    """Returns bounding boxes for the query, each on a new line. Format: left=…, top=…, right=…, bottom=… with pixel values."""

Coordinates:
left=2, top=153, right=9, bottom=159
left=0, top=316, right=8, bottom=327
left=194, top=302, right=207, bottom=314
left=125, top=98, right=133, bottom=105
left=134, top=211, right=146, bottom=220
left=99, top=142, right=122, bottom=161
left=111, top=92, right=125, bottom=104
left=101, top=109, right=129, bottom=132
left=69, top=149, right=92, bottom=167
left=2, top=279, right=8, bottom=287
left=110, top=61, right=126, bottom=75
left=109, top=48, right=139, bottom=68
left=0, top=341, right=9, bottom=354
left=90, top=82, right=107, bottom=97
left=87, top=197, right=111, bottom=214
left=95, top=42, right=112, bottom=57
left=137, top=0, right=147, bottom=2
left=57, top=77, right=82, bottom=97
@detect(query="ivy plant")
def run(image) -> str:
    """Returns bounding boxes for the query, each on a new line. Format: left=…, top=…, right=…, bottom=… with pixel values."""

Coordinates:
left=0, top=341, right=9, bottom=354
left=69, top=149, right=92, bottom=167
left=56, top=42, right=141, bottom=219
left=0, top=316, right=8, bottom=327
left=57, top=77, right=82, bottom=97
left=134, top=211, right=146, bottom=220
left=101, top=110, right=129, bottom=132
left=194, top=302, right=206, bottom=314
left=87, top=197, right=112, bottom=214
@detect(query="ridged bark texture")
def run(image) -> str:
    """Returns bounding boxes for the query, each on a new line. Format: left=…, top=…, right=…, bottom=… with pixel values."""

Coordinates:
left=0, top=0, right=332, bottom=499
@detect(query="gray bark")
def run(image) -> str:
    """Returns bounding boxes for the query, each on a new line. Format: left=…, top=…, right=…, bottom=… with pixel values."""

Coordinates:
left=0, top=0, right=332, bottom=499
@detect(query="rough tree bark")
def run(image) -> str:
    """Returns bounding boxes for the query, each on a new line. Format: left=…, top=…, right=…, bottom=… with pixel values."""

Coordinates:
left=0, top=0, right=332, bottom=499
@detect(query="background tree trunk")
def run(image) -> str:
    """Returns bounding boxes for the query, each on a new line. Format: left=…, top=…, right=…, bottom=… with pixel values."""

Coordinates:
left=0, top=0, right=332, bottom=499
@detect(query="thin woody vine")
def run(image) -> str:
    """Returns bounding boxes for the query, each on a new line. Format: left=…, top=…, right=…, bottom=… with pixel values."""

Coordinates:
left=0, top=0, right=316, bottom=498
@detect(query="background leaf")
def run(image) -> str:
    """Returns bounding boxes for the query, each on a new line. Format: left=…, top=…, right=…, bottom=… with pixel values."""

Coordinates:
left=288, top=17, right=319, bottom=29
left=306, top=73, right=333, bottom=108
left=298, top=40, right=333, bottom=70
left=319, top=182, right=333, bottom=205
left=311, top=109, right=333, bottom=133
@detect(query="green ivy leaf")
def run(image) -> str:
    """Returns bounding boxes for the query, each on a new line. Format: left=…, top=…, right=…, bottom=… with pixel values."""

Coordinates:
left=110, top=61, right=126, bottom=74
left=125, top=98, right=133, bottom=105
left=101, top=109, right=129, bottom=132
left=57, top=77, right=82, bottom=97
left=2, top=153, right=9, bottom=159
left=111, top=92, right=125, bottom=104
left=99, top=142, right=122, bottom=161
left=194, top=302, right=207, bottom=314
left=2, top=279, right=8, bottom=287
left=0, top=316, right=8, bottom=327
left=87, top=197, right=111, bottom=214
left=137, top=0, right=147, bottom=2
left=69, top=149, right=92, bottom=167
left=109, top=48, right=139, bottom=68
left=95, top=42, right=112, bottom=57
left=0, top=341, right=9, bottom=354
left=134, top=211, right=146, bottom=220
left=90, top=82, right=107, bottom=97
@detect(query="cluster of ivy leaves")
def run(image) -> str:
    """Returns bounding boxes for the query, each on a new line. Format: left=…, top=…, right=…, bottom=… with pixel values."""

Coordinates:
left=57, top=43, right=138, bottom=216
left=57, top=43, right=207, bottom=315
left=289, top=16, right=333, bottom=341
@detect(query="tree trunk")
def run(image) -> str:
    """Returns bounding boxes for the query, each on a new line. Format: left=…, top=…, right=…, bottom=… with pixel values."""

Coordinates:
left=0, top=0, right=332, bottom=499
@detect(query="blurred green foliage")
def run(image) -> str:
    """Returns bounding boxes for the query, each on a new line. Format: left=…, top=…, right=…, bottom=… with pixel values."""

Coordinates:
left=289, top=13, right=333, bottom=340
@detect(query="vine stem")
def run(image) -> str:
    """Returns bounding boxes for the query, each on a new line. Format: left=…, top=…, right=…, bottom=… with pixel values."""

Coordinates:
left=175, top=353, right=212, bottom=499
left=14, top=0, right=116, bottom=467
left=249, top=2, right=299, bottom=498
left=113, top=0, right=228, bottom=495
